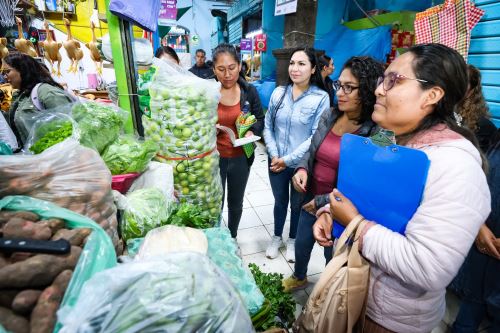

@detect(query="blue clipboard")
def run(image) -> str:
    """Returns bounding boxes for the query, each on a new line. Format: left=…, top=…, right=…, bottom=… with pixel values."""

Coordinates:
left=332, top=134, right=430, bottom=238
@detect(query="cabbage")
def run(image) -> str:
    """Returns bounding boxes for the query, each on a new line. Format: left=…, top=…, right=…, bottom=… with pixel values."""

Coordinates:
left=102, top=136, right=158, bottom=175
left=71, top=102, right=125, bottom=153
left=122, top=188, right=173, bottom=240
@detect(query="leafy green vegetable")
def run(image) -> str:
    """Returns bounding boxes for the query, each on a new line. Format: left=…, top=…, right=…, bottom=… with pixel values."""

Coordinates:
left=122, top=188, right=173, bottom=240
left=72, top=102, right=125, bottom=154
left=102, top=135, right=158, bottom=175
left=249, top=263, right=296, bottom=331
left=166, top=202, right=215, bottom=229
left=30, top=121, right=73, bottom=154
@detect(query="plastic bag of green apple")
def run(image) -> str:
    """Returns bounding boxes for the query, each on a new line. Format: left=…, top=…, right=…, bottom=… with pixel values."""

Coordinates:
left=142, top=57, right=220, bottom=158
left=156, top=150, right=223, bottom=221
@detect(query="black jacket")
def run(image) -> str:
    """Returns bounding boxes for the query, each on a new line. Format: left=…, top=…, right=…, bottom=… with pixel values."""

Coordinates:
left=226, top=77, right=265, bottom=165
left=295, top=107, right=378, bottom=208
left=189, top=64, right=213, bottom=79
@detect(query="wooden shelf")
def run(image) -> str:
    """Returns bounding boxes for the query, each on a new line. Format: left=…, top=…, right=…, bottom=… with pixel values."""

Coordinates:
left=41, top=10, right=76, bottom=18
left=103, top=62, right=151, bottom=71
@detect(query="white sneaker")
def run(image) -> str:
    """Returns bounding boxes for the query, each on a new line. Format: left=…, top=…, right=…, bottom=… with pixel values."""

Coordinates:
left=285, top=238, right=295, bottom=263
left=266, top=236, right=283, bottom=259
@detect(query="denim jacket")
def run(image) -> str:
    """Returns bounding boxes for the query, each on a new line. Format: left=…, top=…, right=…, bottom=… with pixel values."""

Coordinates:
left=263, top=85, right=329, bottom=168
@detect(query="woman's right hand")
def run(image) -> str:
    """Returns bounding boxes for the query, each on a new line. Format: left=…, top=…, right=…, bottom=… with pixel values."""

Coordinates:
left=476, top=224, right=500, bottom=260
left=313, top=212, right=334, bottom=247
left=292, top=169, right=307, bottom=192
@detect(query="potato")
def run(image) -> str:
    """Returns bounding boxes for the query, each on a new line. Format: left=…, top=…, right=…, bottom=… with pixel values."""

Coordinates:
left=3, top=218, right=51, bottom=240
left=12, top=289, right=42, bottom=315
left=0, top=306, right=29, bottom=333
left=39, top=218, right=65, bottom=235
left=0, top=254, right=8, bottom=269
left=10, top=252, right=33, bottom=263
left=0, top=289, right=18, bottom=308
left=30, top=270, right=72, bottom=333
left=0, top=211, right=39, bottom=225
left=51, top=228, right=92, bottom=247
left=0, top=246, right=81, bottom=289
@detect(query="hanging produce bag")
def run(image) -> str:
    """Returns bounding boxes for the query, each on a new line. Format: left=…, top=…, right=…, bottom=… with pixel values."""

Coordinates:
left=0, top=195, right=117, bottom=333
left=143, top=58, right=223, bottom=221
left=0, top=139, right=121, bottom=253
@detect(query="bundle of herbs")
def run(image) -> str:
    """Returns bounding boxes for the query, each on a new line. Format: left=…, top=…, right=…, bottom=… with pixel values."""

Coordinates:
left=249, top=263, right=296, bottom=331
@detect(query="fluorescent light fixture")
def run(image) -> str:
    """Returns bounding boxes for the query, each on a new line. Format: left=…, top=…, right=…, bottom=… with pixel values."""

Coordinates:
left=245, top=29, right=263, bottom=39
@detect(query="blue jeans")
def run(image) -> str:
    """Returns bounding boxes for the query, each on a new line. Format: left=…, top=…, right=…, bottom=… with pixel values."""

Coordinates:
left=268, top=164, right=304, bottom=239
left=452, top=298, right=500, bottom=333
left=294, top=207, right=333, bottom=280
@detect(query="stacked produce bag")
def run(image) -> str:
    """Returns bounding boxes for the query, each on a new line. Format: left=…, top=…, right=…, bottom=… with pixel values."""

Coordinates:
left=58, top=253, right=254, bottom=333
left=0, top=196, right=116, bottom=333
left=0, top=139, right=122, bottom=253
left=142, top=58, right=223, bottom=222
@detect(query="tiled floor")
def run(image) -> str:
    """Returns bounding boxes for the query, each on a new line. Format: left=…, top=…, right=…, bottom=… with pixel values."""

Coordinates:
left=222, top=142, right=326, bottom=311
left=223, top=143, right=491, bottom=332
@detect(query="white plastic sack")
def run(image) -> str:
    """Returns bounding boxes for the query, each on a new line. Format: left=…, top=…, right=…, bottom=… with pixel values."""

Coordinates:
left=128, top=161, right=175, bottom=201
left=0, top=113, right=18, bottom=150
left=101, top=35, right=153, bottom=65
left=58, top=253, right=255, bottom=333
left=136, top=225, right=208, bottom=260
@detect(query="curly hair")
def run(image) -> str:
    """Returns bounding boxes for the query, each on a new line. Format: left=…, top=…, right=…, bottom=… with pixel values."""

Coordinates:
left=342, top=56, right=385, bottom=125
left=3, top=52, right=63, bottom=95
left=457, top=64, right=490, bottom=132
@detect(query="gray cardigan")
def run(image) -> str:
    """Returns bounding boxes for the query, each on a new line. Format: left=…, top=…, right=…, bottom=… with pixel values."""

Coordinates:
left=295, top=107, right=378, bottom=208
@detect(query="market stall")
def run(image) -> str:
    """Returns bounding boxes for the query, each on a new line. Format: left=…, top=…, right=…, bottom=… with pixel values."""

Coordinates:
left=0, top=1, right=297, bottom=331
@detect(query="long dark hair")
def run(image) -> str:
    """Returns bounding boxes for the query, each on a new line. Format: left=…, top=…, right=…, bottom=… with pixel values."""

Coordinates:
left=318, top=54, right=332, bottom=71
left=154, top=46, right=180, bottom=64
left=212, top=43, right=245, bottom=81
left=212, top=43, right=239, bottom=64
left=287, top=47, right=327, bottom=92
left=3, top=52, right=63, bottom=95
left=457, top=64, right=490, bottom=132
left=342, top=56, right=384, bottom=125
left=400, top=43, right=487, bottom=170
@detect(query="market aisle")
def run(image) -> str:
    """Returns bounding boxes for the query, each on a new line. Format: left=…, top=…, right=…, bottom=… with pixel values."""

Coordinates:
left=221, top=142, right=326, bottom=310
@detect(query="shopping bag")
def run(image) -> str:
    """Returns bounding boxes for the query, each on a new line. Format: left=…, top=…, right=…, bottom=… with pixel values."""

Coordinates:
left=293, top=216, right=369, bottom=333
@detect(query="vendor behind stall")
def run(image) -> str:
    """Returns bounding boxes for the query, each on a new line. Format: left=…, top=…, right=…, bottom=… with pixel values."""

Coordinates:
left=1, top=53, right=74, bottom=147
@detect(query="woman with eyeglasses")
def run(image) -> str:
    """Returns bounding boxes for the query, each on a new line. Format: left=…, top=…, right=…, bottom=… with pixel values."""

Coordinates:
left=263, top=47, right=330, bottom=262
left=282, top=56, right=384, bottom=292
left=313, top=44, right=491, bottom=332
left=212, top=43, right=264, bottom=239
left=2, top=53, right=74, bottom=148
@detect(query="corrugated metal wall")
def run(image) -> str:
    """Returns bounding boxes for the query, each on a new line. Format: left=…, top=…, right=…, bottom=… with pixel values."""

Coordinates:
left=469, top=0, right=500, bottom=127
left=227, top=0, right=262, bottom=44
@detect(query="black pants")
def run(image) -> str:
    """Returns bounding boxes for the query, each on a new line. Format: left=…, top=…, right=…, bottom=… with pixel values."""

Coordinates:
left=219, top=155, right=250, bottom=238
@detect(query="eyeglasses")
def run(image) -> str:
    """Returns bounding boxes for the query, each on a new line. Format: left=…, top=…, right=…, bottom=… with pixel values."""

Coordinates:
left=333, top=80, right=359, bottom=95
left=0, top=68, right=11, bottom=76
left=377, top=72, right=428, bottom=91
